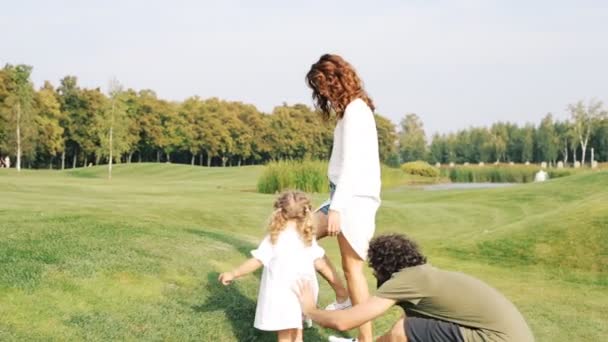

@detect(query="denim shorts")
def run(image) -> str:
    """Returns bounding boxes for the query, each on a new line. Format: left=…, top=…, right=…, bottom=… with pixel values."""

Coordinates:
left=317, top=182, right=336, bottom=215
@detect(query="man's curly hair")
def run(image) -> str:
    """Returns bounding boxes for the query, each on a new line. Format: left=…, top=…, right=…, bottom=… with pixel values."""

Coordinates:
left=367, top=234, right=427, bottom=287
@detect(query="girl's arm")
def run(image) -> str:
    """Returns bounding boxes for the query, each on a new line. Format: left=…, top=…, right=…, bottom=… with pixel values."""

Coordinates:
left=218, top=258, right=263, bottom=285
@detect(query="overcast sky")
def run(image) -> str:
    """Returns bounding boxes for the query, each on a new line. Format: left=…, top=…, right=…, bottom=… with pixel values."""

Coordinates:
left=2, top=0, right=607, bottom=134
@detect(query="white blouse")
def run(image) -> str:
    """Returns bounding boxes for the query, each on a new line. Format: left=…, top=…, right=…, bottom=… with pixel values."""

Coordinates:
left=328, top=98, right=381, bottom=212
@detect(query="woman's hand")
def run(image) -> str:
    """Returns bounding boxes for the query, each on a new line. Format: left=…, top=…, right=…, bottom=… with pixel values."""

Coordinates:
left=218, top=272, right=235, bottom=285
left=327, top=210, right=341, bottom=237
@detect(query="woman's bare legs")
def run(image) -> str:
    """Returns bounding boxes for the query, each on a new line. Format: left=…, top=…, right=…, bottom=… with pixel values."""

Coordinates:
left=313, top=210, right=349, bottom=302
left=338, top=233, right=373, bottom=342
left=277, top=329, right=293, bottom=342
left=293, top=328, right=303, bottom=342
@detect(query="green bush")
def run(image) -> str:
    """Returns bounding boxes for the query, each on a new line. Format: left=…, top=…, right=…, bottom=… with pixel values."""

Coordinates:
left=257, top=160, right=328, bottom=194
left=440, top=165, right=578, bottom=183
left=257, top=161, right=427, bottom=194
left=400, top=161, right=440, bottom=178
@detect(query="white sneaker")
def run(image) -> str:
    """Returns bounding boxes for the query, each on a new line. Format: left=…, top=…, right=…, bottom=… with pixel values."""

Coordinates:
left=325, top=298, right=352, bottom=311
left=328, top=336, right=357, bottom=342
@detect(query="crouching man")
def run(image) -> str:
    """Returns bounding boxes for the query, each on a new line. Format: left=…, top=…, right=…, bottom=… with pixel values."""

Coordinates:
left=296, top=234, right=534, bottom=342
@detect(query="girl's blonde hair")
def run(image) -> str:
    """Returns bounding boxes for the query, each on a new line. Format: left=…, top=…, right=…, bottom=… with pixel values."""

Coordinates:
left=268, top=190, right=314, bottom=246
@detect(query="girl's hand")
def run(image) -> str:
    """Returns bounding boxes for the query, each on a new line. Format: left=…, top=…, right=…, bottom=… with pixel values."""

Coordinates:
left=218, top=272, right=235, bottom=285
left=327, top=210, right=341, bottom=237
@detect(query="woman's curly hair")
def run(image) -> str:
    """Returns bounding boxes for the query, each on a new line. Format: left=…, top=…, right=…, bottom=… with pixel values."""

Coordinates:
left=367, top=234, right=427, bottom=287
left=268, top=190, right=314, bottom=246
left=306, top=54, right=375, bottom=120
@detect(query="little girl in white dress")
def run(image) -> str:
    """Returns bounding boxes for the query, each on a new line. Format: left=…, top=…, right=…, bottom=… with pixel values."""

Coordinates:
left=219, top=190, right=336, bottom=342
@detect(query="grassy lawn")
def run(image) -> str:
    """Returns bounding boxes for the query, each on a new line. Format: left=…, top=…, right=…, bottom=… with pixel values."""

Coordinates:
left=0, top=164, right=606, bottom=341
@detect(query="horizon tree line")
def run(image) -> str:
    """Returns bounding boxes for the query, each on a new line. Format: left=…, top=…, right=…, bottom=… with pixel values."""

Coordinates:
left=1, top=63, right=607, bottom=172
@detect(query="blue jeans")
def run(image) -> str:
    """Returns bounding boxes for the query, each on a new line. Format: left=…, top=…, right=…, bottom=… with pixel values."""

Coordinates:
left=317, top=182, right=336, bottom=215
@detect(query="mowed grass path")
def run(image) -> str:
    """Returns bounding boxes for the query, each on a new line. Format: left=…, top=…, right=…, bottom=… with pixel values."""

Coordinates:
left=0, top=164, right=606, bottom=341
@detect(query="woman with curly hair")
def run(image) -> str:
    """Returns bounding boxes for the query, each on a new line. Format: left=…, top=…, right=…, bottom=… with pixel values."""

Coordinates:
left=306, top=54, right=382, bottom=342
left=296, top=234, right=534, bottom=342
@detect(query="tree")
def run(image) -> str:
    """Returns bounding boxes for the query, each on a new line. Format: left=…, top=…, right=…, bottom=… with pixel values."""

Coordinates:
left=569, top=100, right=605, bottom=165
left=554, top=120, right=572, bottom=164
left=79, top=88, right=107, bottom=167
left=99, top=78, right=132, bottom=179
left=121, top=89, right=144, bottom=163
left=520, top=124, right=535, bottom=163
left=429, top=133, right=450, bottom=164
left=536, top=113, right=558, bottom=164
left=35, top=81, right=65, bottom=168
left=57, top=76, right=83, bottom=169
left=469, top=127, right=492, bottom=163
left=590, top=118, right=608, bottom=162
left=0, top=64, right=36, bottom=171
left=399, top=113, right=427, bottom=162
left=488, top=122, right=508, bottom=163
left=178, top=96, right=205, bottom=165
left=374, top=114, right=398, bottom=165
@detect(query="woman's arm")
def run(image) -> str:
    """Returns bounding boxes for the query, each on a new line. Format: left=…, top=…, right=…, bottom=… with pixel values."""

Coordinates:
left=218, top=258, right=263, bottom=285
left=329, top=105, right=365, bottom=213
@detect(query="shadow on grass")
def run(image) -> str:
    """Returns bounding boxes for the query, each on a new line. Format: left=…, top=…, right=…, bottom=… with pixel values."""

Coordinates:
left=186, top=228, right=255, bottom=258
left=189, top=229, right=333, bottom=341
left=193, top=272, right=329, bottom=342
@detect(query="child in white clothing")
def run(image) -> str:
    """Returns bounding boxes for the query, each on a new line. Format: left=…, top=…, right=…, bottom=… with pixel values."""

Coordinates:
left=219, top=190, right=340, bottom=342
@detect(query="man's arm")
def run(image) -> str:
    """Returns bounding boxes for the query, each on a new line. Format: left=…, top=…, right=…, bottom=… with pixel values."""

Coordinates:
left=295, top=280, right=395, bottom=331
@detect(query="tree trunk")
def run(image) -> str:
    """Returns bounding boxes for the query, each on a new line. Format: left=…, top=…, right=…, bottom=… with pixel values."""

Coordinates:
left=108, top=98, right=115, bottom=179
left=138, top=152, right=142, bottom=163
left=166, top=152, right=171, bottom=163
left=95, top=154, right=101, bottom=165
left=61, top=151, right=66, bottom=170
left=72, top=151, right=77, bottom=169
left=191, top=154, right=195, bottom=165
left=221, top=156, right=227, bottom=167
left=128, top=152, right=133, bottom=164
left=581, top=141, right=587, bottom=166
left=16, top=103, right=21, bottom=172
left=84, top=155, right=88, bottom=168
left=109, top=127, right=113, bottom=180
left=572, top=148, right=577, bottom=164
left=49, top=156, right=54, bottom=169
left=207, top=155, right=212, bottom=167
left=199, top=153, right=203, bottom=166
left=238, top=158, right=242, bottom=167
left=563, top=142, right=568, bottom=164
left=157, top=150, right=161, bottom=163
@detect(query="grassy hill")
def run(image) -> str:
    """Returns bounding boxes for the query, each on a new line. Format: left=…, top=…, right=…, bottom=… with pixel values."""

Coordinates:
left=0, top=164, right=606, bottom=341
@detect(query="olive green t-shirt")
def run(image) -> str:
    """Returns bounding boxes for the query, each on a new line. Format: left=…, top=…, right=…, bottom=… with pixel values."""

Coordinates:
left=376, top=264, right=534, bottom=342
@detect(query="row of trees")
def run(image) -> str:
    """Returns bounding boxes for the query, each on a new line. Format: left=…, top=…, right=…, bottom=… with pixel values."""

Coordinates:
left=0, top=64, right=398, bottom=171
left=1, top=63, right=606, bottom=171
left=399, top=101, right=608, bottom=165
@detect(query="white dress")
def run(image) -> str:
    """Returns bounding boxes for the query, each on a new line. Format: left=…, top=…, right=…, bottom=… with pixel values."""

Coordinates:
left=251, top=223, right=325, bottom=331
left=328, top=98, right=381, bottom=260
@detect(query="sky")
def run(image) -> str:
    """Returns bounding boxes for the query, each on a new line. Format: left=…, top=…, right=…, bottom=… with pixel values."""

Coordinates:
left=1, top=0, right=607, bottom=135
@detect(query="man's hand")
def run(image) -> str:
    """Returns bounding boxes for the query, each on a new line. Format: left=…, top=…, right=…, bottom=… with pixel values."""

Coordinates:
left=294, top=280, right=317, bottom=315
left=327, top=210, right=341, bottom=236
left=218, top=272, right=235, bottom=285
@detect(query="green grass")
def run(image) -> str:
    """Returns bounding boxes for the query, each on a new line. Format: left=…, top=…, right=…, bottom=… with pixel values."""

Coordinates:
left=0, top=164, right=607, bottom=341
